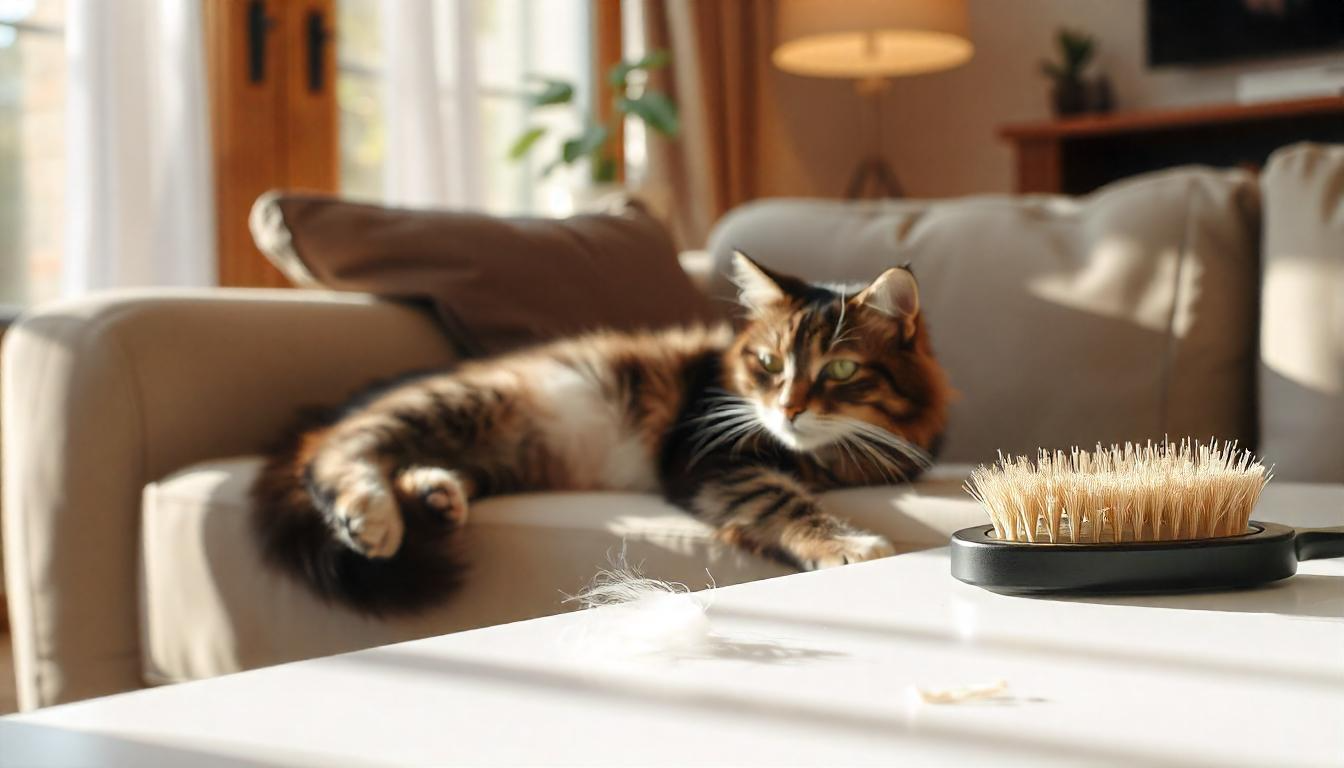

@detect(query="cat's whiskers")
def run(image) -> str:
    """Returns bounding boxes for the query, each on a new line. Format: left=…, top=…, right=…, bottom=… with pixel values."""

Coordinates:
left=685, top=408, right=752, bottom=426
left=805, top=415, right=930, bottom=483
left=686, top=396, right=769, bottom=467
left=832, top=437, right=866, bottom=477
left=687, top=412, right=756, bottom=454
left=836, top=434, right=882, bottom=481
left=842, top=439, right=866, bottom=473
left=729, top=423, right=768, bottom=458
left=846, top=435, right=903, bottom=483
left=685, top=393, right=755, bottom=428
left=689, top=417, right=766, bottom=467
left=802, top=414, right=890, bottom=481
left=839, top=418, right=933, bottom=469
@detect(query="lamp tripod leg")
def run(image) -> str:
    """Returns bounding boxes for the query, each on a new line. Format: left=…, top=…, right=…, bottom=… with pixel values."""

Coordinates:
left=846, top=77, right=904, bottom=199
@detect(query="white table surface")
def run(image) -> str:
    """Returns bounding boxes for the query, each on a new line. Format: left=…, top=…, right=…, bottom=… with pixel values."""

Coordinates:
left=4, top=483, right=1343, bottom=767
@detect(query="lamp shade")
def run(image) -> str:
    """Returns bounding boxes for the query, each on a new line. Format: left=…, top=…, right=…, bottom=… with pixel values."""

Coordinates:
left=773, top=0, right=973, bottom=78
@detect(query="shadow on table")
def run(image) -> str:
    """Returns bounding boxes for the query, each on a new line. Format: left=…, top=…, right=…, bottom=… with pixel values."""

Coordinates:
left=1042, top=574, right=1344, bottom=620
left=709, top=603, right=1344, bottom=692
left=671, top=633, right=848, bottom=664
left=0, top=720, right=326, bottom=768
left=342, top=648, right=1211, bottom=768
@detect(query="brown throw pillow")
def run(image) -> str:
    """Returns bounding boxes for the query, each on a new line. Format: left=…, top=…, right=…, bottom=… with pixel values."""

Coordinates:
left=249, top=192, right=721, bottom=356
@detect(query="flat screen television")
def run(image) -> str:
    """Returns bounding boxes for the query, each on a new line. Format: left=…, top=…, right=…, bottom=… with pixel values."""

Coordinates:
left=1147, top=0, right=1344, bottom=66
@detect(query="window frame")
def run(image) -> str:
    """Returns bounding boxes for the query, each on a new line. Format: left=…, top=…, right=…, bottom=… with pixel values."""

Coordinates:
left=0, top=9, right=66, bottom=306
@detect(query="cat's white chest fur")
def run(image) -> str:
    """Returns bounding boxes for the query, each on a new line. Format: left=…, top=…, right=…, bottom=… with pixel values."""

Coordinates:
left=531, top=362, right=659, bottom=492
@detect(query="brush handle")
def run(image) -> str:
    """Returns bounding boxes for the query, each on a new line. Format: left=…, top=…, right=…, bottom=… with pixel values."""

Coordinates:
left=1295, top=526, right=1344, bottom=562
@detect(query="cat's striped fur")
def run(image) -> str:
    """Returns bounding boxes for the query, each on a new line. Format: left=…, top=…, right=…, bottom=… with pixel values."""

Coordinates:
left=252, top=253, right=951, bottom=613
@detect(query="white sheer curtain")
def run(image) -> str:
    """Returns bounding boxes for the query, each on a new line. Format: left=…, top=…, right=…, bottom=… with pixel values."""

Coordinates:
left=62, top=0, right=215, bottom=296
left=379, top=0, right=484, bottom=209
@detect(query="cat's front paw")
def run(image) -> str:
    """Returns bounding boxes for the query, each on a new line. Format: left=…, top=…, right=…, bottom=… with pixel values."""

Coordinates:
left=793, top=531, right=896, bottom=570
left=395, top=467, right=470, bottom=527
left=332, top=481, right=404, bottom=558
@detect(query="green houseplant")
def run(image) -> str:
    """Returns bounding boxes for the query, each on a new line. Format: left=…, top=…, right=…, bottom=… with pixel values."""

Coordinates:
left=1039, top=28, right=1096, bottom=117
left=508, top=50, right=679, bottom=184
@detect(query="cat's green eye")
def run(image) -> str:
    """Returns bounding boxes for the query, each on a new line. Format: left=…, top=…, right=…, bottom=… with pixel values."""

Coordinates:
left=824, top=359, right=859, bottom=380
left=759, top=352, right=784, bottom=374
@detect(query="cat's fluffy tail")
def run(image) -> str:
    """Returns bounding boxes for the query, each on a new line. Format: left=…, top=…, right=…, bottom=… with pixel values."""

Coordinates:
left=250, top=411, right=466, bottom=615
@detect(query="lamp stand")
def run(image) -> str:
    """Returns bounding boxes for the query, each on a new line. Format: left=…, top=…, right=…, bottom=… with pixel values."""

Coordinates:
left=845, top=77, right=904, bottom=199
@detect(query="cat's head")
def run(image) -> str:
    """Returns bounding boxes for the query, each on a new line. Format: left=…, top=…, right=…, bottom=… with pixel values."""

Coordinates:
left=722, top=251, right=950, bottom=464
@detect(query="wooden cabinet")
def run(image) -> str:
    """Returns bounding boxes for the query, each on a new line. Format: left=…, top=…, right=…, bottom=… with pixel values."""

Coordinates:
left=1000, top=96, right=1344, bottom=195
left=204, top=0, right=337, bottom=288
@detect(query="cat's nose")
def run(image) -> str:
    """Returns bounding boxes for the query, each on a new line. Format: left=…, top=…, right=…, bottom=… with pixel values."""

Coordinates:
left=780, top=380, right=809, bottom=423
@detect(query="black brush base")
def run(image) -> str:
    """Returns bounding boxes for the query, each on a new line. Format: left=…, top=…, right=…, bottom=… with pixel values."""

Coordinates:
left=950, top=522, right=1302, bottom=595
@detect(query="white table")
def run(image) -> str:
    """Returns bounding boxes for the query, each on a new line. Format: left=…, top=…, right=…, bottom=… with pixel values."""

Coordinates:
left=4, top=484, right=1343, bottom=767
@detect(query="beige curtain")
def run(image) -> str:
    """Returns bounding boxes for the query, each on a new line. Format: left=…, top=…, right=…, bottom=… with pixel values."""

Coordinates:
left=641, top=0, right=775, bottom=249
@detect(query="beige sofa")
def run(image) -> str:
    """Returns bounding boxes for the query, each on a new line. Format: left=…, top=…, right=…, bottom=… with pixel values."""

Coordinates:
left=5, top=144, right=1341, bottom=710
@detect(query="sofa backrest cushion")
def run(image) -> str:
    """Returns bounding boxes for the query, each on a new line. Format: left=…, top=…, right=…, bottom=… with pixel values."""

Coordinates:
left=1259, top=143, right=1344, bottom=483
left=250, top=194, right=721, bottom=356
left=707, top=167, right=1261, bottom=464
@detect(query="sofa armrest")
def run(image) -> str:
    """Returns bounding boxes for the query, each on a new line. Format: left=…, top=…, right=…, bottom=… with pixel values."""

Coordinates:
left=1259, top=144, right=1344, bottom=483
left=2, top=288, right=456, bottom=709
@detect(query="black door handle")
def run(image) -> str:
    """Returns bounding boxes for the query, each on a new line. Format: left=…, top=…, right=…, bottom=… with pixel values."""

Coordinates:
left=306, top=9, right=332, bottom=92
left=247, top=0, right=276, bottom=84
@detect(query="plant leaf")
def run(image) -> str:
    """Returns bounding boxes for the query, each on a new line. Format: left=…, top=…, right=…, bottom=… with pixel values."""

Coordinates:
left=607, top=48, right=672, bottom=87
left=607, top=62, right=634, bottom=88
left=635, top=49, right=671, bottom=70
left=617, top=92, right=679, bottom=136
left=1050, top=28, right=1094, bottom=77
left=528, top=78, right=574, bottom=107
left=507, top=126, right=547, bottom=160
left=561, top=123, right=610, bottom=163
left=1056, top=29, right=1094, bottom=73
left=591, top=154, right=618, bottom=183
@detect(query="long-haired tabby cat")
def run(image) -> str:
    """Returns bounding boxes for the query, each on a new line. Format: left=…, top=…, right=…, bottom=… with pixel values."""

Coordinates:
left=253, top=252, right=950, bottom=614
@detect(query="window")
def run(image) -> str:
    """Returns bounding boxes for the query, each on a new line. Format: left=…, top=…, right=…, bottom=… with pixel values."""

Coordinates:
left=335, top=0, right=382, bottom=202
left=0, top=0, right=636, bottom=304
left=0, top=0, right=64, bottom=307
left=336, top=0, right=593, bottom=216
left=620, top=0, right=647, bottom=188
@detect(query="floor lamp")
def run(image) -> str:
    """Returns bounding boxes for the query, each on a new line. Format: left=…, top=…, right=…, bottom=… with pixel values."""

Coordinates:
left=772, top=0, right=974, bottom=199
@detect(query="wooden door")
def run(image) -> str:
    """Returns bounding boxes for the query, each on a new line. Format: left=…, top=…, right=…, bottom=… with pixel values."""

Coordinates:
left=204, top=0, right=337, bottom=288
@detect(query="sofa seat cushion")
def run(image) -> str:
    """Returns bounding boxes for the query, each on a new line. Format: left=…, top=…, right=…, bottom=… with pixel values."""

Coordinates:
left=140, top=459, right=985, bottom=685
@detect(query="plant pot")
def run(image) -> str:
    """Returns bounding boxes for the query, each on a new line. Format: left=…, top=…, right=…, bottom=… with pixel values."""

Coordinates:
left=1086, top=75, right=1114, bottom=114
left=1051, top=79, right=1089, bottom=117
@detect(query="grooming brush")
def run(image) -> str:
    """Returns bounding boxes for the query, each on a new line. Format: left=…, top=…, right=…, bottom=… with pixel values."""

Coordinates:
left=951, top=440, right=1344, bottom=594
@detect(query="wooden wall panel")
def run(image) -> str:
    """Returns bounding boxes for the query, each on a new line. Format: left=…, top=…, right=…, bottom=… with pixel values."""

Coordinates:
left=282, top=0, right=338, bottom=193
left=592, top=0, right=624, bottom=182
left=205, top=0, right=337, bottom=288
left=1013, top=139, right=1061, bottom=194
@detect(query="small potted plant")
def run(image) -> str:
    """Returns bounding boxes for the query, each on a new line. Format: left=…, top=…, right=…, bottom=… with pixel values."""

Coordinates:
left=509, top=50, right=679, bottom=199
left=1040, top=28, right=1098, bottom=117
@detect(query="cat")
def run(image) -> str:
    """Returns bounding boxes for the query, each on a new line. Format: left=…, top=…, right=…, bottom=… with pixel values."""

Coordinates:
left=252, top=252, right=951, bottom=614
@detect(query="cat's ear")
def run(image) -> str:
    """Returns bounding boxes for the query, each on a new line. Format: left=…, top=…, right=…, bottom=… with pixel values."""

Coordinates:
left=853, top=266, right=920, bottom=338
left=731, top=250, right=787, bottom=313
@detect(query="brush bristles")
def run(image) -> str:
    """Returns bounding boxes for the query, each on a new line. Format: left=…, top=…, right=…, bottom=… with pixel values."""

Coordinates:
left=963, top=440, right=1272, bottom=544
